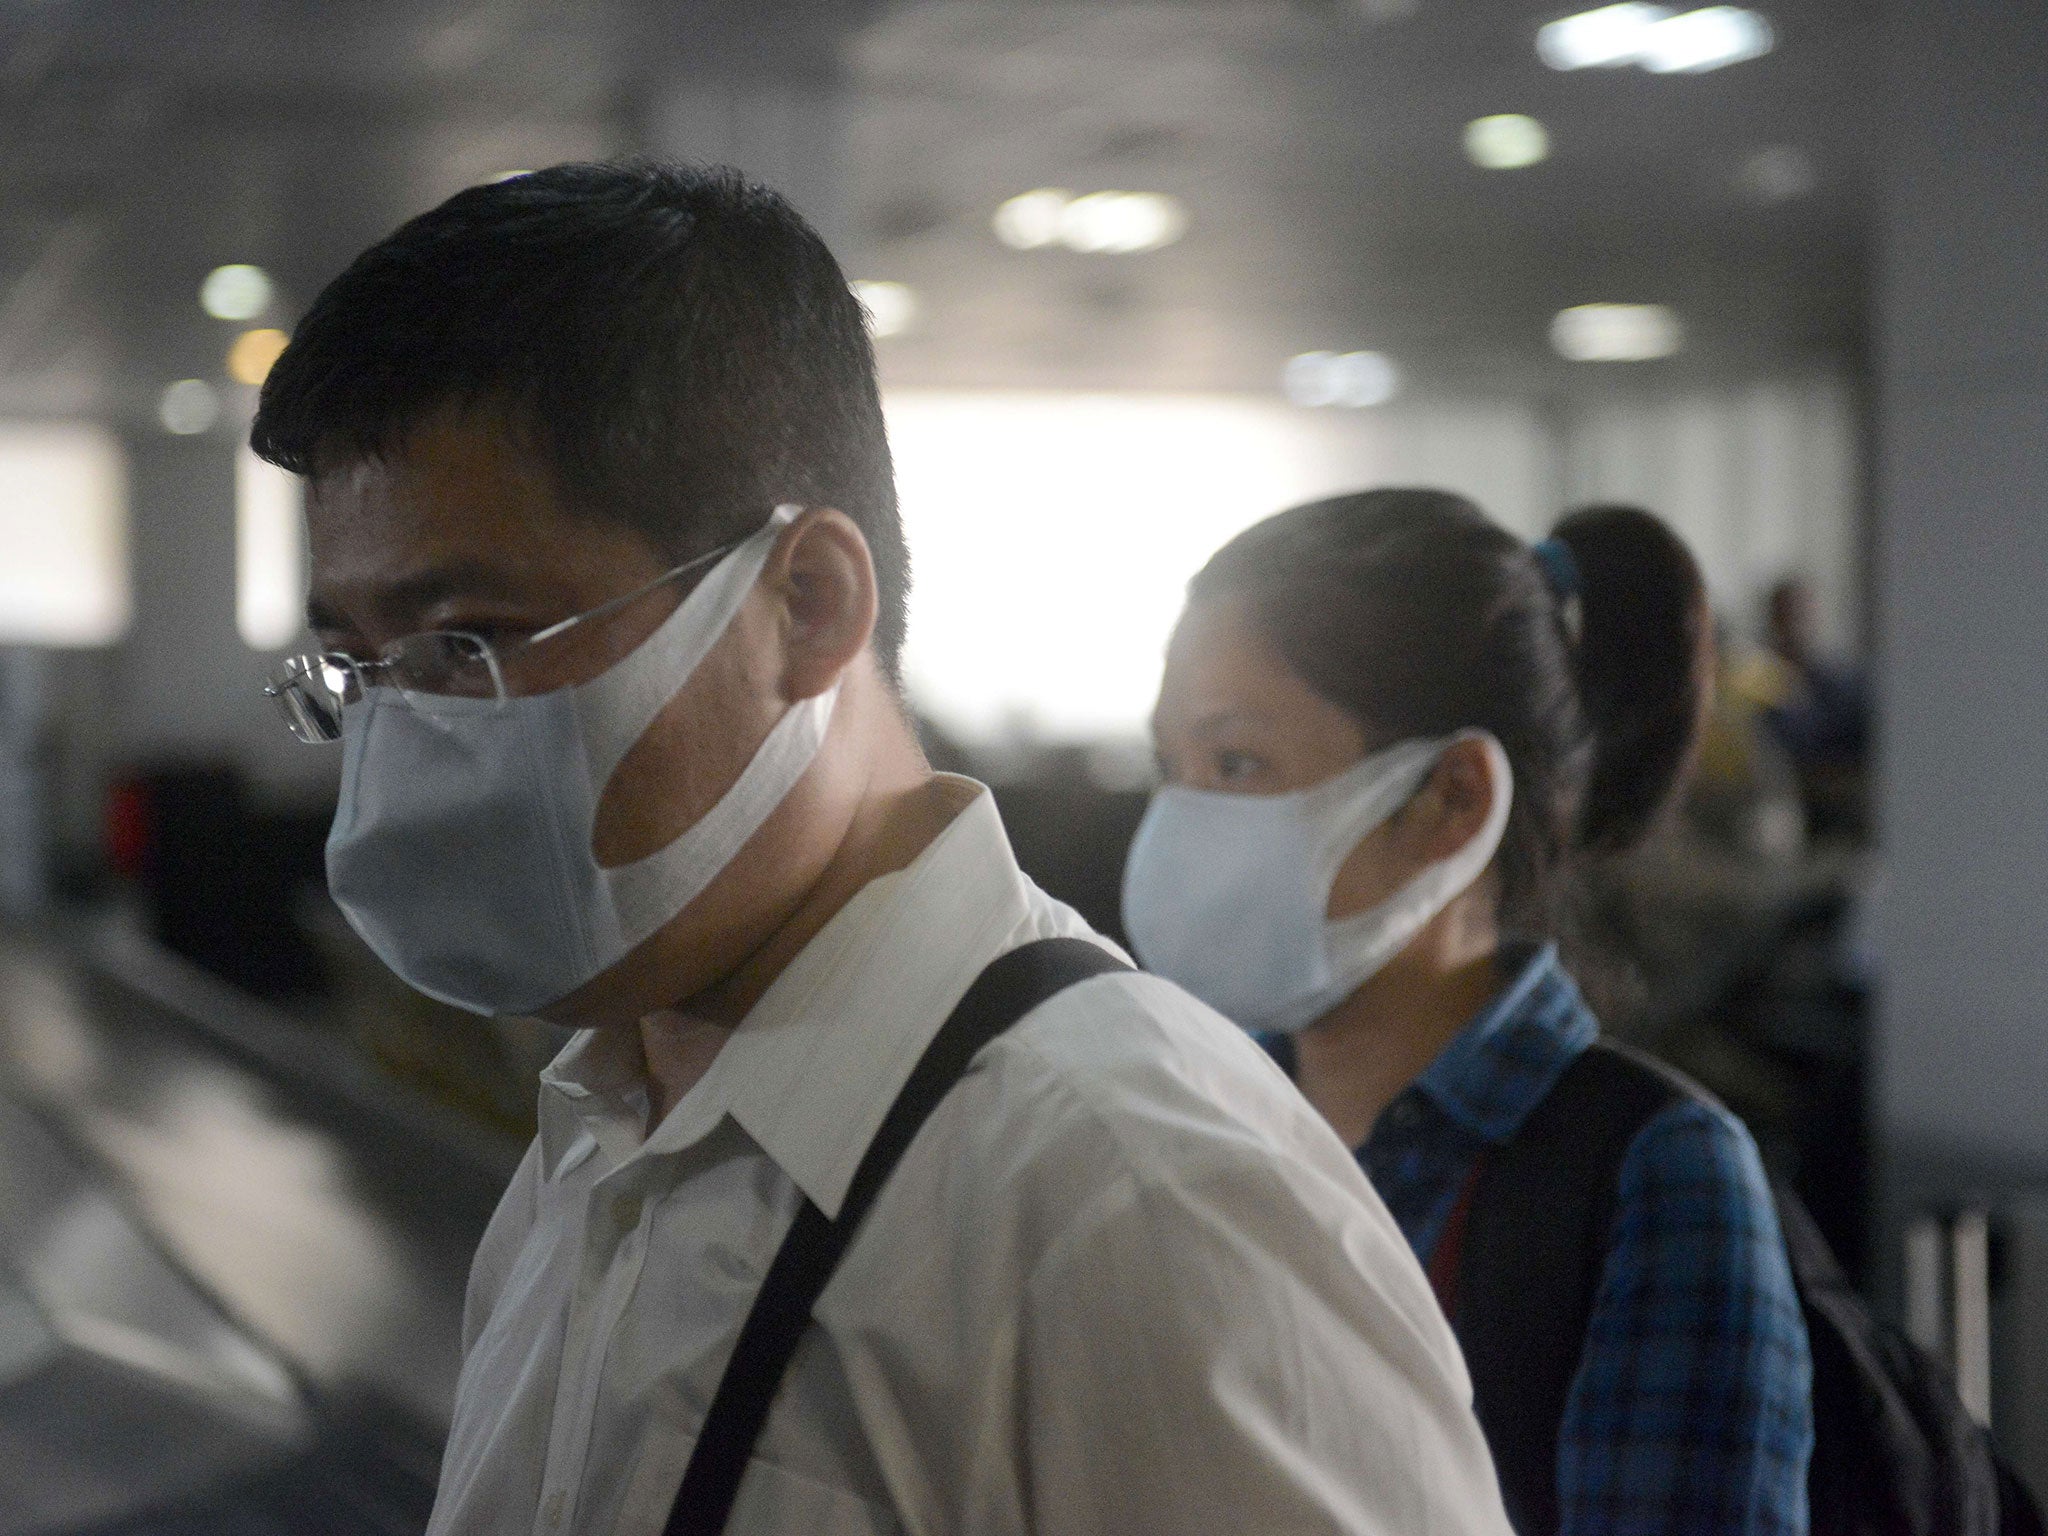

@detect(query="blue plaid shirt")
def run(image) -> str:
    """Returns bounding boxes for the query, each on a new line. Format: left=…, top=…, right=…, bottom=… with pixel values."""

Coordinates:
left=1277, top=944, right=1813, bottom=1535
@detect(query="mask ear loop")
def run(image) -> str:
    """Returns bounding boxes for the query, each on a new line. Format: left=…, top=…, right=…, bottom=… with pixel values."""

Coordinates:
left=573, top=504, right=803, bottom=791
left=1321, top=731, right=1515, bottom=952
left=1304, top=737, right=1450, bottom=899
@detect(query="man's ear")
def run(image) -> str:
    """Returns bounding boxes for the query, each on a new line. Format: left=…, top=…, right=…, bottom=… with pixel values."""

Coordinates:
left=766, top=507, right=879, bottom=701
left=1402, top=737, right=1504, bottom=863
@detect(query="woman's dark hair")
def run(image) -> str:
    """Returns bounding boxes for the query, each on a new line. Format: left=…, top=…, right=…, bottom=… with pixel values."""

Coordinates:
left=1188, top=488, right=1710, bottom=941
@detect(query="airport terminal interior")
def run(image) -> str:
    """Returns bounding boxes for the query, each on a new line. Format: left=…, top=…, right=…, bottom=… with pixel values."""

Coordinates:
left=1, top=0, right=2044, bottom=1529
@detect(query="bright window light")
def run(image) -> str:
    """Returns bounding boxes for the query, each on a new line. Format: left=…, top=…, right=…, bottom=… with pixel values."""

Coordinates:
left=236, top=449, right=304, bottom=651
left=886, top=391, right=1487, bottom=742
left=199, top=264, right=273, bottom=322
left=1538, top=4, right=1772, bottom=74
left=1282, top=352, right=1402, bottom=408
left=0, top=425, right=129, bottom=646
left=1464, top=114, right=1551, bottom=170
left=850, top=280, right=918, bottom=339
left=1550, top=303, right=1685, bottom=361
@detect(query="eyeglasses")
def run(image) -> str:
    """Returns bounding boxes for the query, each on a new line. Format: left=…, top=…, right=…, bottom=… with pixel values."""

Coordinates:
left=264, top=538, right=738, bottom=744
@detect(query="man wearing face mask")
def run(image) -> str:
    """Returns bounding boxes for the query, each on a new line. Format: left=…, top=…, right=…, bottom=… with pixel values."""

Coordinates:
left=249, top=163, right=1510, bottom=1536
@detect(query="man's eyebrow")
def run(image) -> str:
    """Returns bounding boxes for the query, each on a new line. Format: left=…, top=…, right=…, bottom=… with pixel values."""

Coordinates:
left=305, top=560, right=534, bottom=637
left=1186, top=707, right=1271, bottom=739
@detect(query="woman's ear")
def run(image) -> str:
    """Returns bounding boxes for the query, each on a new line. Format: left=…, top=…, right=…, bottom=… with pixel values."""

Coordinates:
left=1401, top=737, right=1505, bottom=863
left=767, top=508, right=879, bottom=701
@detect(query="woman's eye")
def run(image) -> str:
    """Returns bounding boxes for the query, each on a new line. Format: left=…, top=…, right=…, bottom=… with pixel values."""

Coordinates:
left=1215, top=749, right=1266, bottom=785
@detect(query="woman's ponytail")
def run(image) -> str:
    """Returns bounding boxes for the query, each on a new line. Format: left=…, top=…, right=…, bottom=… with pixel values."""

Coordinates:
left=1547, top=504, right=1713, bottom=854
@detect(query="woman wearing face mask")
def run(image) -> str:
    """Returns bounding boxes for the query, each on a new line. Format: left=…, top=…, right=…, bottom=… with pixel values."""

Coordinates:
left=1124, top=489, right=1813, bottom=1536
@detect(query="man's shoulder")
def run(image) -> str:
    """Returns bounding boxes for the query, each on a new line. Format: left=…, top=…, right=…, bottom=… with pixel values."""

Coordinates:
left=956, top=950, right=1353, bottom=1202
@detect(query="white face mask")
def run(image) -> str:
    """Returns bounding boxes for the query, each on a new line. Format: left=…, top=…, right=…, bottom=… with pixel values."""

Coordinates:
left=1121, top=732, right=1513, bottom=1034
left=325, top=505, right=836, bottom=1017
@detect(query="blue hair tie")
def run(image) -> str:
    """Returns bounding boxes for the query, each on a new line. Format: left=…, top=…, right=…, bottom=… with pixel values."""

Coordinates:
left=1532, top=537, right=1582, bottom=602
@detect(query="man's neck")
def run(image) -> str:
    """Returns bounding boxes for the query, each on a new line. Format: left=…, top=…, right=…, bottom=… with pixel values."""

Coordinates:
left=637, top=744, right=974, bottom=1128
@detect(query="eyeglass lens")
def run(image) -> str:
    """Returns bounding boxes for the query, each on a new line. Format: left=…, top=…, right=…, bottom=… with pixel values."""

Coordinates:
left=267, top=631, right=507, bottom=743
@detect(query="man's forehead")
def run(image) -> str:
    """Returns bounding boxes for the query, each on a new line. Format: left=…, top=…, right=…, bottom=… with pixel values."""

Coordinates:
left=301, top=416, right=669, bottom=629
left=307, top=416, right=558, bottom=540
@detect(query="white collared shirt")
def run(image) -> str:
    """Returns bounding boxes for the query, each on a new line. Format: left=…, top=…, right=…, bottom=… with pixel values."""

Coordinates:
left=430, top=782, right=1510, bottom=1536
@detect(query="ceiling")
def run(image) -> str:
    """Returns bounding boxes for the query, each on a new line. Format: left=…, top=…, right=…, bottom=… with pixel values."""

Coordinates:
left=0, top=0, right=1873, bottom=423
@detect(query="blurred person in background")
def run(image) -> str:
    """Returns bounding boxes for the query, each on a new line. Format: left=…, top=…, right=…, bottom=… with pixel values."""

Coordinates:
left=1125, top=489, right=1813, bottom=1535
left=1583, top=618, right=1813, bottom=1136
left=1760, top=576, right=1871, bottom=844
left=249, top=163, right=1512, bottom=1535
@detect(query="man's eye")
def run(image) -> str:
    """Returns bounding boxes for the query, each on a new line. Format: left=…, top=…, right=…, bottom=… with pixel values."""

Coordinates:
left=1216, top=749, right=1266, bottom=784
left=442, top=622, right=534, bottom=649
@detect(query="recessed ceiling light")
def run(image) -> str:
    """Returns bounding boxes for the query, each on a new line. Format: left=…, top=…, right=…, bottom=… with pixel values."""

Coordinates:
left=159, top=379, right=221, bottom=436
left=1464, top=115, right=1551, bottom=170
left=199, top=264, right=272, bottom=322
left=851, top=280, right=918, bottom=339
left=1735, top=145, right=1817, bottom=203
left=993, top=189, right=1187, bottom=255
left=1537, top=4, right=1773, bottom=74
left=1283, top=351, right=1401, bottom=408
left=1550, top=304, right=1685, bottom=361
left=227, top=328, right=290, bottom=386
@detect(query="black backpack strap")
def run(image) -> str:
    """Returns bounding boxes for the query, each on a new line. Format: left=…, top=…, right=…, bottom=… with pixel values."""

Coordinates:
left=664, top=936, right=1130, bottom=1536
left=1456, top=1040, right=1697, bottom=1534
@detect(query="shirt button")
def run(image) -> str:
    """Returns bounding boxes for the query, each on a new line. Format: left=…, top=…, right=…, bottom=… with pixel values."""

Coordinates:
left=611, top=1194, right=643, bottom=1231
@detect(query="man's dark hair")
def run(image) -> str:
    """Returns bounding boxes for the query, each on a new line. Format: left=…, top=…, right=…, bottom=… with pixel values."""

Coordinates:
left=252, top=160, right=909, bottom=678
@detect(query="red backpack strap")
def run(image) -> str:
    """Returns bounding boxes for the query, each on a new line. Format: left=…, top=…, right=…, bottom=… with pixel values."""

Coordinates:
left=1426, top=1158, right=1485, bottom=1321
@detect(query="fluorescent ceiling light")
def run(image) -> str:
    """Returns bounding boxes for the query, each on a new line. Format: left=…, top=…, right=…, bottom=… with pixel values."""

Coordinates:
left=1283, top=351, right=1401, bottom=408
left=1060, top=192, right=1187, bottom=254
left=993, top=189, right=1070, bottom=250
left=851, top=280, right=918, bottom=339
left=199, top=264, right=272, bottom=322
left=1464, top=114, right=1551, bottom=170
left=1638, top=5, right=1774, bottom=72
left=1538, top=4, right=1773, bottom=74
left=1538, top=3, right=1668, bottom=68
left=993, top=189, right=1187, bottom=255
left=1550, top=304, right=1685, bottom=361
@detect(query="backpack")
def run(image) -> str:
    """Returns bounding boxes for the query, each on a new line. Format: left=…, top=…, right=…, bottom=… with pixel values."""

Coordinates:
left=1453, top=1039, right=2045, bottom=1536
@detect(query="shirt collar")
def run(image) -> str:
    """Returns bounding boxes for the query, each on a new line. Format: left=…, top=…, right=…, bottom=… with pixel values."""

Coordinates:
left=1411, top=940, right=1598, bottom=1143
left=541, top=778, right=1038, bottom=1219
